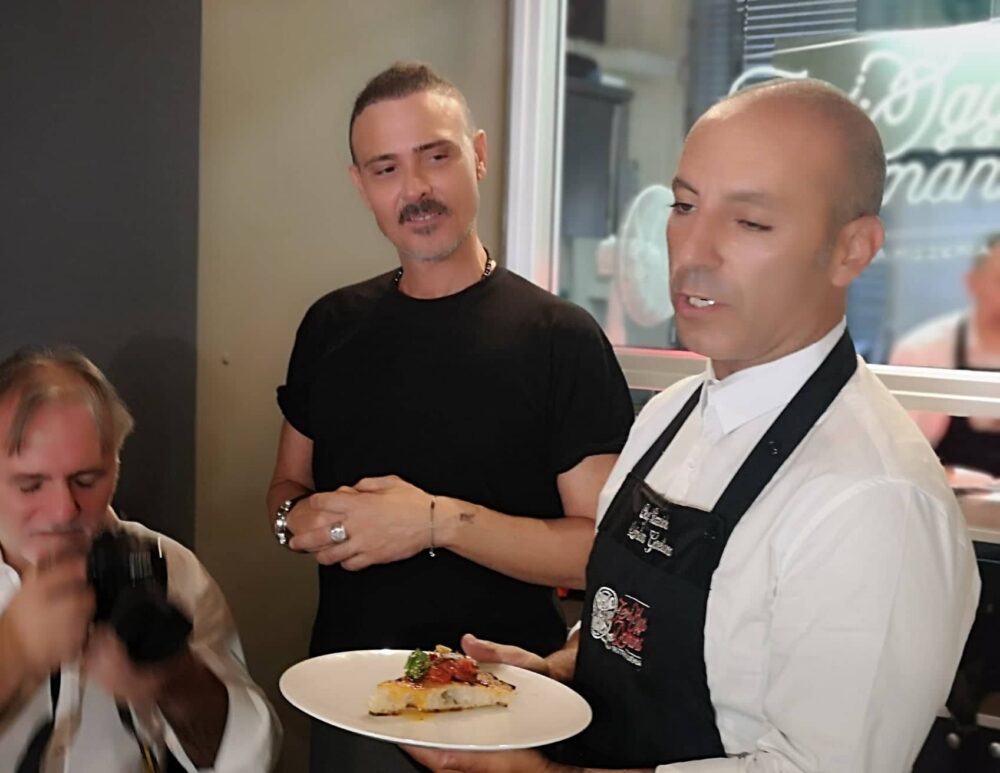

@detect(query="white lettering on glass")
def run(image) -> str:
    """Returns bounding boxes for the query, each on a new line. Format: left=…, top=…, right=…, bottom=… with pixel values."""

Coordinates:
left=729, top=48, right=1000, bottom=207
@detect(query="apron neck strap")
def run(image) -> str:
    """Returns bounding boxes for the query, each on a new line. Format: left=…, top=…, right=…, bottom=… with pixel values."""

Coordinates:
left=627, top=330, right=858, bottom=522
left=630, top=384, right=703, bottom=481
left=711, top=329, right=858, bottom=519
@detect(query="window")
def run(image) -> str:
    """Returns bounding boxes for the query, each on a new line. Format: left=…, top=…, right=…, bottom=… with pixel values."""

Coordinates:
left=505, top=0, right=1000, bottom=425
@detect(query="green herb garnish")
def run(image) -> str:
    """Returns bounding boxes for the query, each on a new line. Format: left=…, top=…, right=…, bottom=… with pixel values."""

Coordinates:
left=404, top=649, right=430, bottom=681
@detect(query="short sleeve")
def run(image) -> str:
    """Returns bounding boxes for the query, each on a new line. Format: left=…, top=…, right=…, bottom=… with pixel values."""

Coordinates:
left=276, top=301, right=328, bottom=439
left=547, top=310, right=634, bottom=474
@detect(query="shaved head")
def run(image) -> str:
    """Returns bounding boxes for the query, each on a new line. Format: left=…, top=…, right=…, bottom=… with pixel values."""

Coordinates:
left=705, top=79, right=886, bottom=225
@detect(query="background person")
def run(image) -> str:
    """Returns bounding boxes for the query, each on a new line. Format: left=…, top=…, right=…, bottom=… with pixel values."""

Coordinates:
left=267, top=61, right=634, bottom=772
left=890, top=233, right=1000, bottom=478
left=0, top=346, right=280, bottom=772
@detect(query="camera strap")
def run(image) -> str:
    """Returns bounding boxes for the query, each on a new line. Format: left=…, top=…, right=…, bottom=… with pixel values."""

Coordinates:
left=15, top=671, right=60, bottom=773
left=116, top=706, right=159, bottom=773
left=116, top=705, right=186, bottom=773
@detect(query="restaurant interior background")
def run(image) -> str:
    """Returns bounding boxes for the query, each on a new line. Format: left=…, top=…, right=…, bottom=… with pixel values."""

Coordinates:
left=2, top=1, right=1000, bottom=771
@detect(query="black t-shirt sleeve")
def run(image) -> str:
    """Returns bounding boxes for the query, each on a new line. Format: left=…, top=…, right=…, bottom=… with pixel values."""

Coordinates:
left=547, top=309, right=634, bottom=475
left=276, top=301, right=328, bottom=439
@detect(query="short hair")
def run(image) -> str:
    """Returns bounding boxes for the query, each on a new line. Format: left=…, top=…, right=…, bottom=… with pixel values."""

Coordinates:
left=973, top=232, right=1000, bottom=269
left=0, top=346, right=134, bottom=456
left=717, top=78, right=887, bottom=221
left=348, top=61, right=474, bottom=163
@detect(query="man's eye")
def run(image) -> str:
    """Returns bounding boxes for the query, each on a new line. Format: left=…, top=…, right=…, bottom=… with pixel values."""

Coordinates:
left=18, top=482, right=42, bottom=494
left=738, top=219, right=772, bottom=232
left=373, top=165, right=395, bottom=176
left=669, top=202, right=694, bottom=215
left=74, top=474, right=100, bottom=489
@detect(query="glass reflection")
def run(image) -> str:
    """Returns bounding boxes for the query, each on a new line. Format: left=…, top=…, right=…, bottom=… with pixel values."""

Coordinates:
left=559, top=0, right=1000, bottom=368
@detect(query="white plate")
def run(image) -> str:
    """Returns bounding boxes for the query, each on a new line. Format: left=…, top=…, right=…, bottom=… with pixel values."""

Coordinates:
left=279, top=649, right=592, bottom=750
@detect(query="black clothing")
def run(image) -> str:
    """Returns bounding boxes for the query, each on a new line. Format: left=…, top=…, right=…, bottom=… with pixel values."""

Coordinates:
left=935, top=319, right=1000, bottom=477
left=551, top=331, right=857, bottom=768
left=915, top=320, right=1000, bottom=771
left=278, top=266, right=634, bottom=657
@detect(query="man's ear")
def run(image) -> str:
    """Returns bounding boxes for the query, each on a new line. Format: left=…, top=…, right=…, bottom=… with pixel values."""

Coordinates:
left=472, top=130, right=487, bottom=181
left=348, top=165, right=372, bottom=210
left=829, top=214, right=885, bottom=288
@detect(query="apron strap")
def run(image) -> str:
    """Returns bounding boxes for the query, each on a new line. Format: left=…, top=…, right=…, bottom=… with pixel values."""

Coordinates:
left=630, top=384, right=703, bottom=481
left=712, top=330, right=858, bottom=521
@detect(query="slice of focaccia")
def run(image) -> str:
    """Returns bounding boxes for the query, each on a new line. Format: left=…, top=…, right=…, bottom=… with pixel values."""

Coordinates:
left=368, top=645, right=515, bottom=715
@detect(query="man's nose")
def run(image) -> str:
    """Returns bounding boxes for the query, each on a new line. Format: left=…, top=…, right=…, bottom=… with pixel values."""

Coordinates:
left=668, top=211, right=723, bottom=273
left=400, top=165, right=432, bottom=202
left=48, top=481, right=81, bottom=522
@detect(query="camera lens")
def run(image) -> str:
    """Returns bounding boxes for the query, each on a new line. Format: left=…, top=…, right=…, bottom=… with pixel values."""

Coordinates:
left=86, top=530, right=189, bottom=662
left=88, top=530, right=168, bottom=621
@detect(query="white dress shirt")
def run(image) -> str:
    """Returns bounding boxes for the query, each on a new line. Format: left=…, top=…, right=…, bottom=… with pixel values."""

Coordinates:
left=0, top=516, right=280, bottom=772
left=595, top=320, right=980, bottom=773
left=889, top=310, right=1000, bottom=445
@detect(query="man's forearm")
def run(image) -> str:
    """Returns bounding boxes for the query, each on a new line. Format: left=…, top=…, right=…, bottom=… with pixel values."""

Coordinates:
left=544, top=630, right=581, bottom=684
left=554, top=766, right=652, bottom=773
left=434, top=498, right=595, bottom=588
left=157, top=649, right=229, bottom=767
left=266, top=480, right=312, bottom=524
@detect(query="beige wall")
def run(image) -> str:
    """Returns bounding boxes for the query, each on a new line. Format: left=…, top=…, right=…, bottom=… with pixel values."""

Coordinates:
left=197, top=2, right=509, bottom=770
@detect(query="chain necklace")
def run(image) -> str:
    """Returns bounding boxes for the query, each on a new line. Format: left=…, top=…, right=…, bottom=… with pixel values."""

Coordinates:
left=392, top=257, right=496, bottom=287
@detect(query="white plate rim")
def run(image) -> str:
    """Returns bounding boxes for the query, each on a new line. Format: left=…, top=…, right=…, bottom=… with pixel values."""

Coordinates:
left=278, top=649, right=592, bottom=751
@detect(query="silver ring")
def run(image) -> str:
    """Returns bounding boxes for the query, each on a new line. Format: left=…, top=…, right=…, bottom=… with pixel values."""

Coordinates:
left=329, top=523, right=348, bottom=544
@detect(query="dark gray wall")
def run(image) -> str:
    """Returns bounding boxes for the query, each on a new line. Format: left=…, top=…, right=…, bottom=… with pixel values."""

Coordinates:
left=0, top=0, right=201, bottom=546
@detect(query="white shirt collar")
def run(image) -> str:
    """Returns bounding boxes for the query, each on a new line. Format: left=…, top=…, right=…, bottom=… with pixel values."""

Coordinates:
left=702, top=318, right=848, bottom=436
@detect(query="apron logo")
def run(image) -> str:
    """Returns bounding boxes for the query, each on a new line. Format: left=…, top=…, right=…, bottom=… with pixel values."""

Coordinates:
left=590, top=586, right=649, bottom=668
left=626, top=503, right=674, bottom=557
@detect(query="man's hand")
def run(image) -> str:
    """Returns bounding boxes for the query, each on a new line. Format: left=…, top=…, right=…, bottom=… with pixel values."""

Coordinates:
left=403, top=746, right=562, bottom=773
left=287, top=475, right=434, bottom=569
left=460, top=634, right=551, bottom=677
left=81, top=626, right=167, bottom=710
left=2, top=553, right=94, bottom=678
left=84, top=632, right=229, bottom=768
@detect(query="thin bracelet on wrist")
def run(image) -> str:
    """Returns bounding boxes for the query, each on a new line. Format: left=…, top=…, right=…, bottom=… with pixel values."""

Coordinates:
left=428, top=496, right=436, bottom=558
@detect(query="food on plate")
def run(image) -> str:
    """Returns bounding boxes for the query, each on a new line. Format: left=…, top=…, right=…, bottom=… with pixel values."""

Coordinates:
left=368, top=645, right=515, bottom=715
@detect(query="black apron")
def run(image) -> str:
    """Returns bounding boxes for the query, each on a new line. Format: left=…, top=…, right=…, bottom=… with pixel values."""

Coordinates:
left=551, top=331, right=858, bottom=768
left=935, top=319, right=1000, bottom=477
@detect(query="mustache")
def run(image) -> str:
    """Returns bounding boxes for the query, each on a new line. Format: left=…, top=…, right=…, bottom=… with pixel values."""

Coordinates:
left=670, top=268, right=725, bottom=299
left=398, top=198, right=449, bottom=224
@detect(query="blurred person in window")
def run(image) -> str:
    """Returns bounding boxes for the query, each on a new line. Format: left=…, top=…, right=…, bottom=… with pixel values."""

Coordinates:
left=0, top=346, right=280, bottom=772
left=267, top=61, right=634, bottom=772
left=407, top=78, right=979, bottom=773
left=890, top=233, right=1000, bottom=479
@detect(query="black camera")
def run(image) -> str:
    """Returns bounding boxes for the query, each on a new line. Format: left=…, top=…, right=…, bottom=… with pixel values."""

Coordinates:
left=87, top=530, right=192, bottom=664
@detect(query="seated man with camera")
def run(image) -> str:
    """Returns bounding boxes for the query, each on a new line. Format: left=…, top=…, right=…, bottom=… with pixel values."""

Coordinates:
left=0, top=347, right=279, bottom=772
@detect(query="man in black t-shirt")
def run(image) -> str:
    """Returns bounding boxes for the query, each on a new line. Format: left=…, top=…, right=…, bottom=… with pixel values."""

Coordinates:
left=267, top=61, right=634, bottom=772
